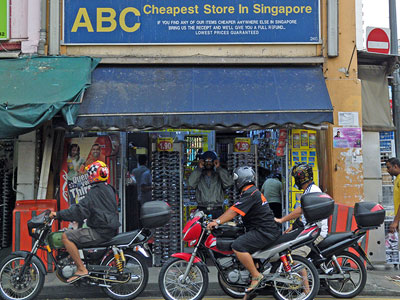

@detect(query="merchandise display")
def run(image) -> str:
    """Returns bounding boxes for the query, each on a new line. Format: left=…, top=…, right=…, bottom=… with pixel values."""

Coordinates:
left=0, top=141, right=15, bottom=248
left=151, top=150, right=181, bottom=266
left=227, top=151, right=256, bottom=205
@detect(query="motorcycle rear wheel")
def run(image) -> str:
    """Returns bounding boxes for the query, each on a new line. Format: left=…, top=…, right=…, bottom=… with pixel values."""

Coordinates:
left=324, top=250, right=367, bottom=298
left=271, top=254, right=320, bottom=300
left=0, top=254, right=45, bottom=300
left=101, top=250, right=148, bottom=300
left=159, top=257, right=208, bottom=300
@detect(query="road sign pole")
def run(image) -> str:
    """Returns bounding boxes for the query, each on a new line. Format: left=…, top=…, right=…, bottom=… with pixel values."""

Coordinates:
left=389, top=0, right=400, bottom=158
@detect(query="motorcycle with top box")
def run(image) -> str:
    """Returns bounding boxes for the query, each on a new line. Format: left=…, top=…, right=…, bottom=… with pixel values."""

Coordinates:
left=307, top=201, right=385, bottom=298
left=0, top=201, right=171, bottom=300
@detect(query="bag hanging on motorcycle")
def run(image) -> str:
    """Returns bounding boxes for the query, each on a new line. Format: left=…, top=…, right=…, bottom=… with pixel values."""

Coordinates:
left=301, top=192, right=334, bottom=223
left=140, top=201, right=171, bottom=228
left=354, top=202, right=385, bottom=228
left=48, top=231, right=64, bottom=249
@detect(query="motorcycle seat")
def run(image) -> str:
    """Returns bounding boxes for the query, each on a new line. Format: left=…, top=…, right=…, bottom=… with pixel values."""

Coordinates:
left=98, top=230, right=145, bottom=247
left=317, top=232, right=353, bottom=250
left=258, top=228, right=302, bottom=252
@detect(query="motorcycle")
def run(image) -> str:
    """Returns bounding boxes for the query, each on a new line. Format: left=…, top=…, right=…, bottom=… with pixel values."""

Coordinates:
left=158, top=192, right=335, bottom=300
left=307, top=201, right=386, bottom=298
left=0, top=201, right=171, bottom=300
left=159, top=212, right=324, bottom=300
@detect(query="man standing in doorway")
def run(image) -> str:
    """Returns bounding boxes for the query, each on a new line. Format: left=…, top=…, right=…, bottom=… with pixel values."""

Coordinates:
left=188, top=151, right=233, bottom=218
left=261, top=173, right=283, bottom=218
left=132, top=155, right=152, bottom=206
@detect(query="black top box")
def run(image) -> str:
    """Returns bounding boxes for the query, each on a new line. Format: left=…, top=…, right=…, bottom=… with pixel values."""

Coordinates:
left=354, top=202, right=385, bottom=228
left=140, top=201, right=171, bottom=229
left=301, top=192, right=335, bottom=223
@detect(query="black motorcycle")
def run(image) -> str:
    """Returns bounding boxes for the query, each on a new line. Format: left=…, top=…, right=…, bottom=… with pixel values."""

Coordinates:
left=0, top=201, right=171, bottom=300
left=307, top=201, right=385, bottom=298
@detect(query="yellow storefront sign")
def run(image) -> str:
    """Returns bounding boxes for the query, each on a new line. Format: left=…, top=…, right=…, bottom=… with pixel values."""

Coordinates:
left=157, top=137, right=174, bottom=152
left=234, top=137, right=251, bottom=152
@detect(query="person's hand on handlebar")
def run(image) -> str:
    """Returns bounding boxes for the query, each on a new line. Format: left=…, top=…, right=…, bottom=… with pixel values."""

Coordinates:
left=49, top=211, right=57, bottom=219
left=207, top=220, right=218, bottom=231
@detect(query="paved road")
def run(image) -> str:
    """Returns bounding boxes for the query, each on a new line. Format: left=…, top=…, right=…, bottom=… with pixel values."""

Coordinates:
left=37, top=297, right=400, bottom=300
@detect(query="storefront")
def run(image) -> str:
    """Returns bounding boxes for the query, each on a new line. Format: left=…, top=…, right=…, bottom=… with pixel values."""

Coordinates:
left=53, top=64, right=333, bottom=265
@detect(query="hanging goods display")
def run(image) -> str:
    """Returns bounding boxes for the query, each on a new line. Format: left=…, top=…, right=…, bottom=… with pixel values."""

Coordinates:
left=227, top=144, right=257, bottom=205
left=151, top=145, right=182, bottom=266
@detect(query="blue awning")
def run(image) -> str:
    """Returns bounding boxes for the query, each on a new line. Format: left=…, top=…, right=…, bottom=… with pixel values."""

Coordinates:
left=71, top=66, right=333, bottom=131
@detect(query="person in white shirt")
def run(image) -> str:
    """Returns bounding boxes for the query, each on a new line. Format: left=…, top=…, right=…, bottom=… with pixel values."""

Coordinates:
left=275, top=163, right=328, bottom=295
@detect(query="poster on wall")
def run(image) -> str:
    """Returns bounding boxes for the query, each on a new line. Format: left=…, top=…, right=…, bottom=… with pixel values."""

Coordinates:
left=333, top=127, right=362, bottom=148
left=63, top=0, right=321, bottom=44
left=59, top=135, right=120, bottom=228
left=0, top=0, right=9, bottom=40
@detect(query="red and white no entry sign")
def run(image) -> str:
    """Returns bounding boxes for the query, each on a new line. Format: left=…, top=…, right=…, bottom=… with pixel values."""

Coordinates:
left=366, top=27, right=390, bottom=54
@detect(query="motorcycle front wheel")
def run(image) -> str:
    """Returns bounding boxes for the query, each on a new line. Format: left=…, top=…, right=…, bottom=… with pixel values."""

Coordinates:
left=324, top=250, right=367, bottom=298
left=271, top=254, right=320, bottom=300
left=101, top=250, right=148, bottom=300
left=0, top=254, right=45, bottom=300
left=159, top=257, right=208, bottom=300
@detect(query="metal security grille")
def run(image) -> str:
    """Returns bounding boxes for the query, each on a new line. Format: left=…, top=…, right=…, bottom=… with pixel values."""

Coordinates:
left=0, top=141, right=16, bottom=249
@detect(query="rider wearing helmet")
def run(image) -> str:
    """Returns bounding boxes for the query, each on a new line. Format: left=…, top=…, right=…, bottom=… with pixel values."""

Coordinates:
left=275, top=163, right=328, bottom=256
left=207, top=166, right=280, bottom=298
left=50, top=160, right=120, bottom=283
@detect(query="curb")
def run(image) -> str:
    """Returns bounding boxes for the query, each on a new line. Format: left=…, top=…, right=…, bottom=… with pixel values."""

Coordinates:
left=38, top=281, right=400, bottom=299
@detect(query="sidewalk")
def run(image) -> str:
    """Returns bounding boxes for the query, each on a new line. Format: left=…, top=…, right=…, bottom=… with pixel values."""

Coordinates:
left=37, top=264, right=400, bottom=299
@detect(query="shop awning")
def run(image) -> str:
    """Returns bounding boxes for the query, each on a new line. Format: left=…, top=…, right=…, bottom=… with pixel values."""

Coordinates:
left=0, top=56, right=99, bottom=138
left=71, top=66, right=333, bottom=131
left=358, top=65, right=395, bottom=131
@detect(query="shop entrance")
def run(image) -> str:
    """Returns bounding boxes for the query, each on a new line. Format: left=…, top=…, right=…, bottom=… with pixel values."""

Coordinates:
left=121, top=128, right=322, bottom=266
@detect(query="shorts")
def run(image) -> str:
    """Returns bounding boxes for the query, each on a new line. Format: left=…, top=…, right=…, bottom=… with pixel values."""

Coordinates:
left=291, top=235, right=324, bottom=257
left=231, top=229, right=277, bottom=254
left=65, top=227, right=106, bottom=248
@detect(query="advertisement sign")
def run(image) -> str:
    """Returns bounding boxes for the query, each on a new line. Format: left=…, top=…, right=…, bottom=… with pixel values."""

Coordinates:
left=333, top=127, right=362, bottom=148
left=234, top=137, right=251, bottom=152
left=63, top=0, right=321, bottom=44
left=0, top=0, right=9, bottom=40
left=157, top=137, right=174, bottom=151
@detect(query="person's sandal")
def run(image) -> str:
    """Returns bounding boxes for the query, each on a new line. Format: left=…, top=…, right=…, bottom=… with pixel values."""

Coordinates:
left=245, top=274, right=264, bottom=293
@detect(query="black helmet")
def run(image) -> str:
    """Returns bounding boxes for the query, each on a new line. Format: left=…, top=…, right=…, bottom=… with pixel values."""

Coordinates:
left=201, top=151, right=218, bottom=161
left=292, top=163, right=313, bottom=189
left=233, top=166, right=255, bottom=190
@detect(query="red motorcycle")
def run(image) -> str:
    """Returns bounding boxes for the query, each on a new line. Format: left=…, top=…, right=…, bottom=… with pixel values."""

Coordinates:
left=163, top=223, right=330, bottom=299
left=158, top=193, right=334, bottom=300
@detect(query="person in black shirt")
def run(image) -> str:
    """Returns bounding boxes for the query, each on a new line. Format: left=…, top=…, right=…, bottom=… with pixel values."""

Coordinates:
left=207, top=166, right=280, bottom=299
left=50, top=161, right=120, bottom=283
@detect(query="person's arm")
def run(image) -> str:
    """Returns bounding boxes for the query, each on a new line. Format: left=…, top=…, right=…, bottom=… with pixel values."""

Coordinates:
left=188, top=167, right=203, bottom=188
left=275, top=206, right=302, bottom=224
left=57, top=192, right=91, bottom=222
left=390, top=204, right=400, bottom=233
left=215, top=163, right=234, bottom=188
left=207, top=208, right=237, bottom=230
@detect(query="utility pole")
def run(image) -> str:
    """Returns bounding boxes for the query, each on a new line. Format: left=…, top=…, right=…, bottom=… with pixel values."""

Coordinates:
left=389, top=0, right=400, bottom=157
